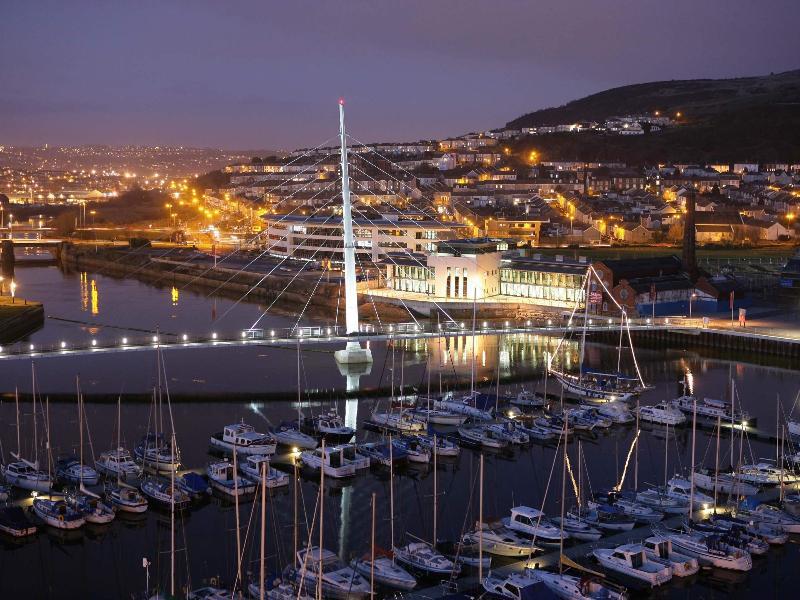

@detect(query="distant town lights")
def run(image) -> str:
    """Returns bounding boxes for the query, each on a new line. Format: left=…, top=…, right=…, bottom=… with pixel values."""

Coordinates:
left=211, top=332, right=218, bottom=339
left=61, top=341, right=67, bottom=348
left=91, top=339, right=97, bottom=346
left=122, top=337, right=128, bottom=345
left=182, top=334, right=188, bottom=341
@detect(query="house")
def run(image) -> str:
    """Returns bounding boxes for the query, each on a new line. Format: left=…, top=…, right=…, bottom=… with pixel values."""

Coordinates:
left=613, top=222, right=654, bottom=244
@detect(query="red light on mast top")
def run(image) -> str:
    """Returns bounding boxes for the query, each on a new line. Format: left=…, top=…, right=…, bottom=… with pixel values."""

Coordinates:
left=338, top=98, right=345, bottom=106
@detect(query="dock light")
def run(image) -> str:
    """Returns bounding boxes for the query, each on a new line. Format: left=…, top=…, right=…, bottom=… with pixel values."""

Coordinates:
left=483, top=321, right=488, bottom=328
left=91, top=339, right=97, bottom=346
left=389, top=325, right=394, bottom=332
left=292, top=447, right=299, bottom=454
left=10, top=279, right=16, bottom=303
left=122, top=337, right=128, bottom=345
left=270, top=330, right=275, bottom=337
left=241, top=331, right=247, bottom=338
left=31, top=490, right=38, bottom=499
left=608, top=319, right=612, bottom=325
left=0, top=346, right=3, bottom=353
left=211, top=332, right=218, bottom=340
left=665, top=318, right=670, bottom=325
left=438, top=323, right=442, bottom=330
left=646, top=318, right=651, bottom=324
left=60, top=341, right=66, bottom=349
left=547, top=319, right=552, bottom=326
left=326, top=328, right=331, bottom=335
left=29, top=344, right=34, bottom=351
left=505, top=321, right=510, bottom=327
left=460, top=322, right=465, bottom=329
left=526, top=320, right=531, bottom=326
left=742, top=420, right=749, bottom=428
left=182, top=334, right=188, bottom=341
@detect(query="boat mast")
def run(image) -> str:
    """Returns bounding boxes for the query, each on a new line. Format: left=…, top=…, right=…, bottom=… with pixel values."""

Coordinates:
left=713, top=415, right=721, bottom=512
left=297, top=339, right=302, bottom=424
left=294, top=459, right=299, bottom=564
left=689, top=397, right=697, bottom=521
left=116, top=395, right=122, bottom=487
left=77, top=376, right=83, bottom=489
left=578, top=271, right=590, bottom=384
left=15, top=387, right=20, bottom=457
left=170, top=429, right=175, bottom=597
left=389, top=434, right=395, bottom=552
left=32, top=363, right=38, bottom=468
left=317, top=439, right=324, bottom=600
left=370, top=492, right=376, bottom=600
left=559, top=413, right=567, bottom=575
left=635, top=396, right=640, bottom=491
left=663, top=421, right=668, bottom=489
left=432, top=434, right=438, bottom=546
left=495, top=333, right=501, bottom=416
left=233, top=442, right=242, bottom=592
left=437, top=312, right=442, bottom=396
left=260, top=459, right=266, bottom=600
left=478, top=452, right=484, bottom=583
left=470, top=290, right=476, bottom=398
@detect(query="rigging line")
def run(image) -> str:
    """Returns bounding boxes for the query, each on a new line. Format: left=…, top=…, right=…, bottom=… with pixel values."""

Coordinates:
left=248, top=215, right=345, bottom=330
left=352, top=249, right=419, bottom=328
left=353, top=247, right=387, bottom=330
left=546, top=270, right=590, bottom=373
left=348, top=200, right=457, bottom=325
left=217, top=204, right=341, bottom=322
left=201, top=181, right=339, bottom=299
left=290, top=263, right=329, bottom=334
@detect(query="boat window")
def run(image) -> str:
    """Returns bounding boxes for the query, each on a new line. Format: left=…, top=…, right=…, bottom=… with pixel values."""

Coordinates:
left=515, top=514, right=532, bottom=526
left=631, top=552, right=643, bottom=568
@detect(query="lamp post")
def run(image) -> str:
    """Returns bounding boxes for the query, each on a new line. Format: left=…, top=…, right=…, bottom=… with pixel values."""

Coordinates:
left=10, top=279, right=17, bottom=304
left=689, top=292, right=697, bottom=319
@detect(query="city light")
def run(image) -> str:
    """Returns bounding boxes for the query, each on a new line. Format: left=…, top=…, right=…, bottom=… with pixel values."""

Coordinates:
left=122, top=337, right=128, bottom=345
left=211, top=332, right=218, bottom=339
left=61, top=341, right=66, bottom=348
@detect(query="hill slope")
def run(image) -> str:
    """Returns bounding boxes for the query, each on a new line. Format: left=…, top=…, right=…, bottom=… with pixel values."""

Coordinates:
left=505, top=71, right=800, bottom=163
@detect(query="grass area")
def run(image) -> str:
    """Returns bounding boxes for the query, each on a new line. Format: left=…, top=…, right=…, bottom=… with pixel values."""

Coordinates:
left=530, top=245, right=796, bottom=262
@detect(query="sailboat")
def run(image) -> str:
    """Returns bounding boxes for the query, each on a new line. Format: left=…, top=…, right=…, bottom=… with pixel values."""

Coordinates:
left=1, top=386, right=52, bottom=493
left=548, top=268, right=647, bottom=403
left=103, top=396, right=148, bottom=513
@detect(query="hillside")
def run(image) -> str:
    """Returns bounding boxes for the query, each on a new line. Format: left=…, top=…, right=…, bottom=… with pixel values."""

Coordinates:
left=505, top=70, right=800, bottom=163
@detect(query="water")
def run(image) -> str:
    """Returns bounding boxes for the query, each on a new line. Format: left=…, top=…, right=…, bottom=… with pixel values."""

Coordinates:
left=1, top=265, right=799, bottom=599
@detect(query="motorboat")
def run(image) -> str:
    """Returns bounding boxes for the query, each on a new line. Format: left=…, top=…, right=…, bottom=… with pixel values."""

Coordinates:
left=107, top=484, right=149, bottom=513
left=457, top=424, right=508, bottom=449
left=1, top=456, right=52, bottom=493
left=272, top=423, right=318, bottom=450
left=209, top=422, right=277, bottom=456
left=56, top=455, right=99, bottom=486
left=393, top=541, right=459, bottom=577
left=357, top=441, right=407, bottom=467
left=578, top=505, right=636, bottom=532
left=207, top=461, right=256, bottom=497
left=434, top=391, right=494, bottom=421
left=783, top=493, right=800, bottom=517
left=351, top=554, right=417, bottom=590
left=550, top=515, right=603, bottom=541
left=461, top=520, right=539, bottom=557
left=338, top=444, right=371, bottom=470
left=135, top=433, right=180, bottom=473
left=0, top=506, right=37, bottom=537
left=586, top=401, right=635, bottom=424
left=300, top=446, right=356, bottom=478
left=692, top=467, right=759, bottom=496
left=641, top=535, right=699, bottom=577
left=527, top=567, right=627, bottom=600
left=95, top=447, right=141, bottom=480
left=685, top=521, right=768, bottom=556
left=656, top=528, right=752, bottom=571
left=666, top=476, right=714, bottom=510
left=239, top=455, right=289, bottom=488
left=510, top=389, right=547, bottom=409
left=369, top=411, right=425, bottom=433
left=671, top=394, right=750, bottom=426
left=516, top=423, right=556, bottom=442
left=482, top=573, right=555, bottom=600
left=635, top=488, right=690, bottom=515
left=392, top=437, right=431, bottom=464
left=436, top=540, right=492, bottom=570
left=298, top=409, right=355, bottom=443
left=737, top=461, right=799, bottom=486
left=486, top=421, right=530, bottom=444
left=247, top=579, right=313, bottom=600
left=68, top=491, right=115, bottom=525
left=636, top=403, right=686, bottom=426
left=177, top=472, right=211, bottom=500
left=140, top=477, right=191, bottom=510
left=534, top=415, right=573, bottom=436
left=293, top=546, right=370, bottom=599
left=569, top=408, right=612, bottom=429
left=750, top=504, right=800, bottom=533
left=593, top=543, right=672, bottom=587
left=708, top=514, right=788, bottom=545
left=415, top=434, right=460, bottom=457
left=32, top=497, right=85, bottom=530
left=564, top=409, right=599, bottom=431
left=504, top=506, right=565, bottom=545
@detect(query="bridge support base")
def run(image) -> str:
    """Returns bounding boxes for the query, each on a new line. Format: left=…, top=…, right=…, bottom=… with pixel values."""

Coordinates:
left=334, top=341, right=373, bottom=365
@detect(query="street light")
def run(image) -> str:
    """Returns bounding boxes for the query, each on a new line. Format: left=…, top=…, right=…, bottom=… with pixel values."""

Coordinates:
left=9, top=279, right=16, bottom=303
left=689, top=292, right=697, bottom=319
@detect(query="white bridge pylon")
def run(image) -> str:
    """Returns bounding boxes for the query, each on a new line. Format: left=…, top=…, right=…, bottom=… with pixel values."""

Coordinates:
left=333, top=99, right=373, bottom=367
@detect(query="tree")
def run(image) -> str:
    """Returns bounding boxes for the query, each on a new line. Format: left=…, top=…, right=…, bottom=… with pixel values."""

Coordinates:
left=251, top=156, right=263, bottom=164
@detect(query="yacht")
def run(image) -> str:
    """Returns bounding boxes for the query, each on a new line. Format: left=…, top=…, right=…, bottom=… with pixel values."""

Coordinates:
left=140, top=477, right=191, bottom=510
left=409, top=406, right=467, bottom=426
left=107, top=484, right=149, bottom=513
left=527, top=567, right=627, bottom=600
left=95, top=447, right=141, bottom=480
left=68, top=491, right=115, bottom=525
left=207, top=461, right=256, bottom=497
left=32, top=497, right=85, bottom=530
left=709, top=514, right=788, bottom=545
left=415, top=434, right=460, bottom=457
left=239, top=455, right=289, bottom=488
left=434, top=391, right=494, bottom=421
left=551, top=370, right=638, bottom=403
left=486, top=421, right=530, bottom=444
left=750, top=504, right=800, bottom=533
left=586, top=401, right=634, bottom=424
left=1, top=456, right=52, bottom=493
left=247, top=580, right=313, bottom=600
left=636, top=403, right=686, bottom=426
left=338, top=444, right=371, bottom=470
left=641, top=535, right=699, bottom=577
left=300, top=446, right=356, bottom=478
left=534, top=415, right=573, bottom=435
left=357, top=441, right=407, bottom=467
left=578, top=505, right=636, bottom=532
left=135, top=433, right=180, bottom=473
left=686, top=521, right=768, bottom=556
left=351, top=555, right=417, bottom=590
left=187, top=587, right=232, bottom=599
left=657, top=528, right=752, bottom=571
left=504, top=506, right=566, bottom=545
left=294, top=546, right=370, bottom=599
left=298, top=409, right=355, bottom=443
left=789, top=420, right=800, bottom=438
left=693, top=467, right=759, bottom=496
left=593, top=543, right=672, bottom=587
left=550, top=515, right=603, bottom=541
left=393, top=541, right=459, bottom=577
left=482, top=573, right=553, bottom=600
left=635, top=488, right=690, bottom=515
left=272, top=422, right=318, bottom=450
left=369, top=410, right=425, bottom=433
left=666, top=476, right=714, bottom=509
left=737, top=461, right=799, bottom=486
left=392, top=437, right=431, bottom=464
left=516, top=423, right=556, bottom=442
left=570, top=408, right=612, bottom=429
left=671, top=394, right=750, bottom=426
left=461, top=521, right=539, bottom=557
left=510, top=389, right=547, bottom=409
left=209, top=422, right=277, bottom=456
left=591, top=492, right=664, bottom=523
left=56, top=455, right=99, bottom=486
left=177, top=472, right=211, bottom=500
left=457, top=424, right=508, bottom=449
left=0, top=506, right=37, bottom=538
left=0, top=483, right=8, bottom=502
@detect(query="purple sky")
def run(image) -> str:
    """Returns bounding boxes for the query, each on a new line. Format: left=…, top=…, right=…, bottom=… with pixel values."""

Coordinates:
left=2, top=0, right=798, bottom=150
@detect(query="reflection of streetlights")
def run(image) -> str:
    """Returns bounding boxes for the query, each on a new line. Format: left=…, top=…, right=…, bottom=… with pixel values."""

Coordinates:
left=10, top=279, right=16, bottom=303
left=8, top=214, right=13, bottom=238
left=0, top=275, right=4, bottom=295
left=90, top=210, right=96, bottom=226
left=689, top=292, right=697, bottom=318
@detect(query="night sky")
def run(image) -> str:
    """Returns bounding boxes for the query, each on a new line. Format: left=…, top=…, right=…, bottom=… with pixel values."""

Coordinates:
left=2, top=0, right=798, bottom=150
